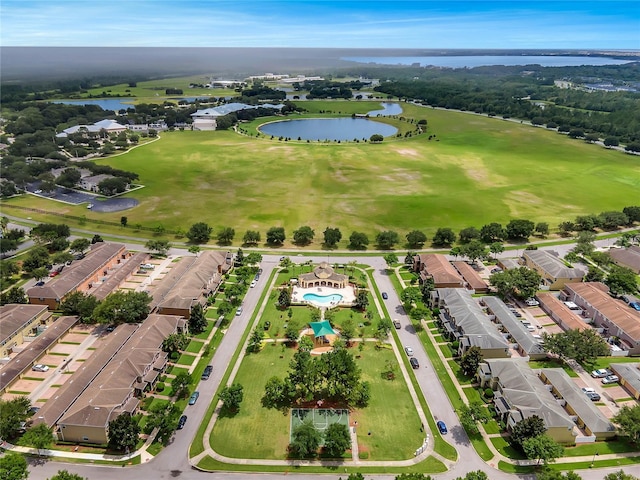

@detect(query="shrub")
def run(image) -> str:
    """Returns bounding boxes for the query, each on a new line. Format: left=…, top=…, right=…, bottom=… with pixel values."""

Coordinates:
left=484, top=388, right=495, bottom=399
left=156, top=382, right=165, bottom=392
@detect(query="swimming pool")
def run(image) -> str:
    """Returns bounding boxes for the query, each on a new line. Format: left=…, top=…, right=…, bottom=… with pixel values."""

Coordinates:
left=302, top=293, right=344, bottom=305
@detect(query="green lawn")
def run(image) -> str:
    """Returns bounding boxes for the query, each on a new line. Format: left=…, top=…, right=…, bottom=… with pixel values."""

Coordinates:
left=210, top=344, right=422, bottom=460
left=176, top=353, right=196, bottom=365
left=195, top=319, right=216, bottom=340
left=5, top=101, right=637, bottom=244
left=185, top=340, right=204, bottom=354
left=491, top=436, right=526, bottom=459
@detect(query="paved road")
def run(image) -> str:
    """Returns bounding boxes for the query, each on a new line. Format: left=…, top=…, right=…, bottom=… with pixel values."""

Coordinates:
left=11, top=242, right=637, bottom=479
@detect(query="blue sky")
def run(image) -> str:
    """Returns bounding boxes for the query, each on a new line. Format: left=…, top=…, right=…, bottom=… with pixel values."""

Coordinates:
left=1, top=0, right=638, bottom=49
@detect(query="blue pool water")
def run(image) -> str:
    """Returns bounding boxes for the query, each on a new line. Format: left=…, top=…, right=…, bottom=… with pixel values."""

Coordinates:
left=303, top=293, right=343, bottom=304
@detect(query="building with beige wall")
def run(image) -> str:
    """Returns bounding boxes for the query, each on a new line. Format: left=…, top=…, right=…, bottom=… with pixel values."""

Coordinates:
left=562, top=282, right=640, bottom=356
left=0, top=304, right=52, bottom=358
left=35, top=314, right=185, bottom=445
left=27, top=243, right=128, bottom=309
left=522, top=250, right=584, bottom=290
left=477, top=359, right=578, bottom=444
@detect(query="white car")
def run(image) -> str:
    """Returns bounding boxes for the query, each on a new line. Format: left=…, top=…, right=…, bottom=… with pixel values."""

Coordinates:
left=34, top=189, right=43, bottom=194
left=250, top=280, right=257, bottom=288
left=591, top=369, right=611, bottom=378
left=404, top=346, right=414, bottom=356
left=525, top=298, right=539, bottom=306
left=602, top=375, right=619, bottom=384
left=32, top=364, right=49, bottom=372
left=581, top=387, right=596, bottom=394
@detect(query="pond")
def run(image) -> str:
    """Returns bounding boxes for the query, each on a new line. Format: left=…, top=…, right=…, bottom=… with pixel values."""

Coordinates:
left=52, top=99, right=135, bottom=111
left=258, top=117, right=397, bottom=141
left=367, top=102, right=403, bottom=116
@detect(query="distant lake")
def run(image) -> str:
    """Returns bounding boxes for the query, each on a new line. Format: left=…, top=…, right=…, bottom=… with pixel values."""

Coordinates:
left=342, top=55, right=633, bottom=68
left=368, top=102, right=402, bottom=116
left=259, top=118, right=397, bottom=141
left=52, top=98, right=135, bottom=111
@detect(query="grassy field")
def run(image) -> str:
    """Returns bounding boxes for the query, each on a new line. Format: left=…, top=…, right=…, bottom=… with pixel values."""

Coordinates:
left=210, top=344, right=423, bottom=460
left=4, top=101, right=638, bottom=246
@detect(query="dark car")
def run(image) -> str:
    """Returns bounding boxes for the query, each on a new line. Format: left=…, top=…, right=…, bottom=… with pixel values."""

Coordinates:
left=410, top=357, right=419, bottom=369
left=586, top=392, right=601, bottom=401
left=177, top=415, right=187, bottom=430
left=201, top=365, right=213, bottom=380
left=393, top=320, right=401, bottom=329
left=381, top=292, right=388, bottom=300
left=35, top=281, right=45, bottom=286
left=437, top=420, right=448, bottom=434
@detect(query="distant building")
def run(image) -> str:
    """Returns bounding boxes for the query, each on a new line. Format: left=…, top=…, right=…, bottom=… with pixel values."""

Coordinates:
left=56, top=119, right=127, bottom=138
left=79, top=174, right=117, bottom=192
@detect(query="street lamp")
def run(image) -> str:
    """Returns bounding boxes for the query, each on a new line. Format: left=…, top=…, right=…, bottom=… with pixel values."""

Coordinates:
left=590, top=450, right=599, bottom=467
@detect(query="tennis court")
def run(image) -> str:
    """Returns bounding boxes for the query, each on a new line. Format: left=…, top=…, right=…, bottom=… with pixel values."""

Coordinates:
left=290, top=408, right=349, bottom=443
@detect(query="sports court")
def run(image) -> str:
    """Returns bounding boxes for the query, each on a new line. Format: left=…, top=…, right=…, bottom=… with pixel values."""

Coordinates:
left=290, top=408, right=349, bottom=444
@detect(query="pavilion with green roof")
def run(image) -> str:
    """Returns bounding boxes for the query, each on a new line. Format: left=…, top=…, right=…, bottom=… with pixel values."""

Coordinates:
left=309, top=320, right=337, bottom=347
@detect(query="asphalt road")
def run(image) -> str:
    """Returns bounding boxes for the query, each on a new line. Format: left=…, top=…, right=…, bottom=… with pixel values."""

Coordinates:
left=3, top=228, right=633, bottom=479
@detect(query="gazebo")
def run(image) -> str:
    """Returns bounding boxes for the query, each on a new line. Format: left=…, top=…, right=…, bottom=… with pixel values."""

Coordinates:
left=309, top=320, right=338, bottom=347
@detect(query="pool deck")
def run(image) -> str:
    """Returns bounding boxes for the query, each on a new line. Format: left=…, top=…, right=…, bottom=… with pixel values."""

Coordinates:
left=291, top=285, right=356, bottom=309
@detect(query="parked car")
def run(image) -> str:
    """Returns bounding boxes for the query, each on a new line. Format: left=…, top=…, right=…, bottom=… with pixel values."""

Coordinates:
left=437, top=420, right=448, bottom=434
left=581, top=387, right=596, bottom=394
left=491, top=267, right=502, bottom=273
left=140, top=263, right=154, bottom=269
left=602, top=375, right=619, bottom=384
left=630, top=302, right=640, bottom=311
left=32, top=364, right=49, bottom=372
left=236, top=306, right=243, bottom=316
left=49, top=271, right=59, bottom=277
left=525, top=298, right=539, bottom=306
left=586, top=392, right=601, bottom=401
left=591, top=369, right=612, bottom=378
left=177, top=415, right=187, bottom=429
left=34, top=189, right=42, bottom=194
left=250, top=280, right=257, bottom=288
left=393, top=320, right=401, bottom=329
left=189, top=391, right=200, bottom=405
left=381, top=292, right=388, bottom=300
left=410, top=357, right=419, bottom=369
left=105, top=325, right=116, bottom=332
left=35, top=281, right=45, bottom=286
left=258, top=268, right=263, bottom=275
left=201, top=365, right=213, bottom=380
left=404, top=346, right=414, bottom=356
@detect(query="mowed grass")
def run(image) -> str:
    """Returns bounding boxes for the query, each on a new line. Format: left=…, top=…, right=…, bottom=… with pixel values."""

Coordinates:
left=210, top=343, right=422, bottom=460
left=5, top=102, right=638, bottom=245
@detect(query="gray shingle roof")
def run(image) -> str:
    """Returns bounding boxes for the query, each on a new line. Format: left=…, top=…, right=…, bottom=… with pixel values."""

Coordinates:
left=483, top=296, right=545, bottom=356
left=524, top=250, right=585, bottom=280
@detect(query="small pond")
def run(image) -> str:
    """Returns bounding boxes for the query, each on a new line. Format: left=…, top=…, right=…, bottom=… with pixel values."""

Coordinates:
left=259, top=117, right=397, bottom=141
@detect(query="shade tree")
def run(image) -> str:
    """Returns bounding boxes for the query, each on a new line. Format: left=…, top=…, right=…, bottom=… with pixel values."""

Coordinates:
left=406, top=230, right=427, bottom=248
left=187, top=222, right=213, bottom=243
left=432, top=227, right=456, bottom=247
left=293, top=226, right=315, bottom=245
left=323, top=227, right=342, bottom=248
left=266, top=226, right=286, bottom=245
